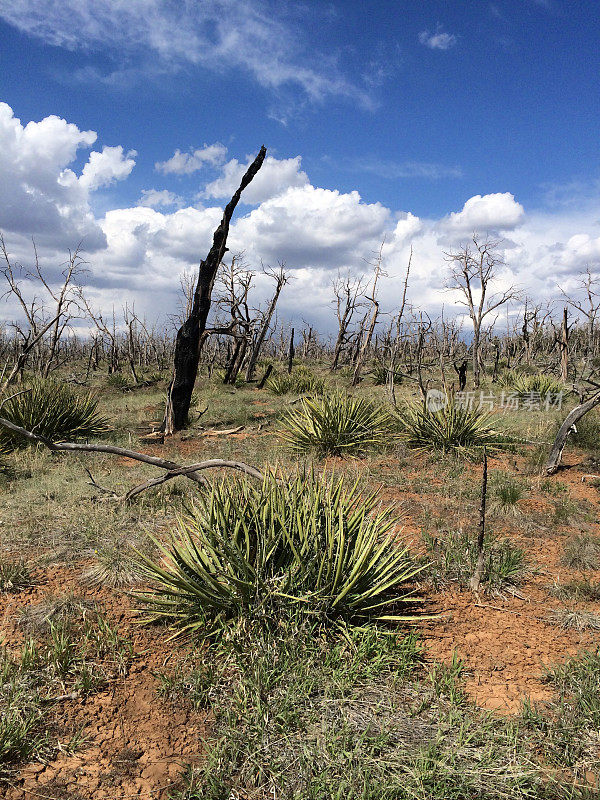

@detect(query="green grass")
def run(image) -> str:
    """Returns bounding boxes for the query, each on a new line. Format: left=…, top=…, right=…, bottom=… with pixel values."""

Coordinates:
left=422, top=528, right=527, bottom=590
left=489, top=471, right=527, bottom=515
left=0, top=601, right=131, bottom=779
left=168, top=617, right=596, bottom=800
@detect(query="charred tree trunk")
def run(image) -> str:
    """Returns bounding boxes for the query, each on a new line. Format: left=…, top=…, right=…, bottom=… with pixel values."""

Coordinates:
left=287, top=328, right=295, bottom=374
left=162, top=146, right=266, bottom=433
left=470, top=448, right=488, bottom=592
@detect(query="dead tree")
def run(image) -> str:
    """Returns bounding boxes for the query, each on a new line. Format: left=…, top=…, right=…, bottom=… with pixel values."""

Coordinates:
left=245, top=263, right=289, bottom=382
left=445, top=236, right=518, bottom=388
left=163, top=146, right=266, bottom=433
left=287, top=328, right=295, bottom=374
left=560, top=266, right=600, bottom=357
left=470, top=448, right=488, bottom=592
left=0, top=235, right=85, bottom=386
left=454, top=360, right=468, bottom=391
left=330, top=272, right=365, bottom=371
left=352, top=242, right=385, bottom=387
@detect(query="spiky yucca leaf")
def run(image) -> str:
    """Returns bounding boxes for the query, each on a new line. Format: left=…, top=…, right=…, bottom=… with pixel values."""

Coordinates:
left=136, top=473, right=424, bottom=636
left=280, top=392, right=396, bottom=456
left=0, top=379, right=108, bottom=450
left=498, top=370, right=563, bottom=400
left=397, top=399, right=506, bottom=454
left=267, top=368, right=325, bottom=396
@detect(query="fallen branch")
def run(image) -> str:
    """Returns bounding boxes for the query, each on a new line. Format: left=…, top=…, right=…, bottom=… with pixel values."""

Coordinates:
left=0, top=415, right=265, bottom=501
left=545, top=388, right=600, bottom=474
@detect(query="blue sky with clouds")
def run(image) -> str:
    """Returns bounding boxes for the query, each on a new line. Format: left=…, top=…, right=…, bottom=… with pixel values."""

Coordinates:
left=0, top=0, right=598, bottom=330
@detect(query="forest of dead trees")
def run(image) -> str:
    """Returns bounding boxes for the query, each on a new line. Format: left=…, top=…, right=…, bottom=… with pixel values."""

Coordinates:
left=1, top=229, right=599, bottom=405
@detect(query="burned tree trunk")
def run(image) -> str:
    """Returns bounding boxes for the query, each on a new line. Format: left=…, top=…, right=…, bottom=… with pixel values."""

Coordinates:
left=470, top=448, right=488, bottom=593
left=163, top=146, right=266, bottom=434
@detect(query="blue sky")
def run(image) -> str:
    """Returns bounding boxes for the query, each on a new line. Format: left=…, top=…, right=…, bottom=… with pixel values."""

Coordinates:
left=0, top=0, right=598, bottom=330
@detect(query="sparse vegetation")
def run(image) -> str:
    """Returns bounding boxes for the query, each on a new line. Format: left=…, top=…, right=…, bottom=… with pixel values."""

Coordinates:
left=561, top=534, right=600, bottom=570
left=422, top=528, right=527, bottom=589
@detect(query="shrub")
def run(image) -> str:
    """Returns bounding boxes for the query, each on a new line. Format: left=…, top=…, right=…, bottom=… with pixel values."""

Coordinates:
left=0, top=380, right=108, bottom=450
left=280, top=392, right=397, bottom=456
left=267, top=368, right=325, bottom=396
left=396, top=399, right=506, bottom=455
left=81, top=545, right=142, bottom=589
left=136, top=473, right=424, bottom=635
left=372, top=363, right=402, bottom=386
left=105, top=373, right=131, bottom=390
left=498, top=370, right=563, bottom=400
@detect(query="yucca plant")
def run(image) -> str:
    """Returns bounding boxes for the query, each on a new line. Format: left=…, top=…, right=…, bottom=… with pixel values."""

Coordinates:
left=396, top=398, right=506, bottom=454
left=280, top=392, right=396, bottom=456
left=372, top=363, right=402, bottom=386
left=267, top=368, right=325, bottom=396
left=498, top=370, right=563, bottom=400
left=136, top=473, right=424, bottom=636
left=0, top=379, right=108, bottom=450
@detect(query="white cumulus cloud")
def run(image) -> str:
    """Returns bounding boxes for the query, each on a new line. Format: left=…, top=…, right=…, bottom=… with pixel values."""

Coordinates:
left=442, top=192, right=525, bottom=233
left=79, top=145, right=136, bottom=191
left=203, top=155, right=309, bottom=205
left=155, top=144, right=228, bottom=175
left=138, top=189, right=184, bottom=209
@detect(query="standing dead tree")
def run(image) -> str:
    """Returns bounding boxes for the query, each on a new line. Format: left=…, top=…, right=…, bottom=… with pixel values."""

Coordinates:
left=560, top=266, right=600, bottom=357
left=245, top=263, right=289, bottom=382
left=445, top=236, right=519, bottom=388
left=470, top=448, right=488, bottom=592
left=352, top=242, right=385, bottom=387
left=163, top=146, right=266, bottom=434
left=0, top=234, right=84, bottom=389
left=330, top=272, right=365, bottom=371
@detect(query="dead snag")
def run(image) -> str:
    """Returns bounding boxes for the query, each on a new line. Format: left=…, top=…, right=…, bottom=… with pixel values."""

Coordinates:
left=163, top=146, right=266, bottom=434
left=470, top=448, right=488, bottom=593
